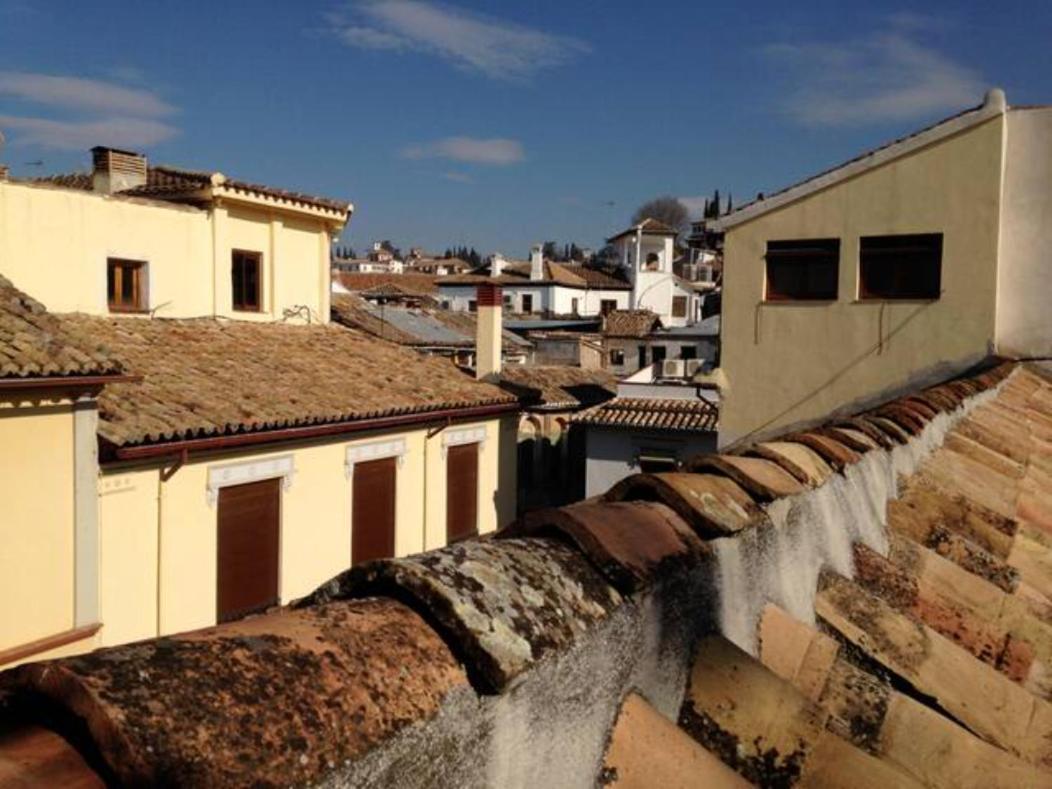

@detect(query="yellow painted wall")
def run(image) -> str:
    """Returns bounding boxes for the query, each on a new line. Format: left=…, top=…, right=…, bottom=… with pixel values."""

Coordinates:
left=718, top=116, right=1004, bottom=446
left=96, top=416, right=516, bottom=642
left=0, top=399, right=76, bottom=652
left=0, top=181, right=336, bottom=323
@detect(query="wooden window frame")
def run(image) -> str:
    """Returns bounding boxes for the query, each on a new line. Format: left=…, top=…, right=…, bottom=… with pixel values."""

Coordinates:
left=671, top=295, right=688, bottom=318
left=231, top=249, right=263, bottom=312
left=858, top=233, right=943, bottom=301
left=600, top=299, right=617, bottom=316
left=106, top=258, right=148, bottom=313
left=764, top=239, right=840, bottom=302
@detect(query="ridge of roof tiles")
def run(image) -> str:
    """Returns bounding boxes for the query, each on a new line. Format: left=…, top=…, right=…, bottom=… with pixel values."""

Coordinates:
left=574, top=396, right=719, bottom=433
left=442, top=260, right=631, bottom=290
left=7, top=358, right=1052, bottom=787
left=0, top=275, right=123, bottom=380
left=55, top=314, right=514, bottom=449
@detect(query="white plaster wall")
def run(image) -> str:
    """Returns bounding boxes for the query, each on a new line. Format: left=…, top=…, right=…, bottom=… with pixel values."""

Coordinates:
left=996, top=107, right=1052, bottom=358
left=583, top=428, right=717, bottom=498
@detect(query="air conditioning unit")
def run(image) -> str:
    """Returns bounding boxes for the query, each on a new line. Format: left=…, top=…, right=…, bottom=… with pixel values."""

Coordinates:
left=661, top=359, right=685, bottom=379
left=685, top=359, right=703, bottom=377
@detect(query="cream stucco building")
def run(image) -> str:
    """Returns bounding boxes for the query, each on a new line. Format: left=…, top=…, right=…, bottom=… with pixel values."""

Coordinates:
left=713, top=90, right=1052, bottom=447
left=0, top=149, right=519, bottom=668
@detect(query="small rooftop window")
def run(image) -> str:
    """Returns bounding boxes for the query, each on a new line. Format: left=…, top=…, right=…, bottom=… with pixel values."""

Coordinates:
left=107, top=258, right=148, bottom=313
left=764, top=239, right=839, bottom=302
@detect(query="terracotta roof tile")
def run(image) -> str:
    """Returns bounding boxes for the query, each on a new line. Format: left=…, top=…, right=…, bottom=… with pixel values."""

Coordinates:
left=333, top=271, right=439, bottom=295
left=574, top=396, right=719, bottom=432
left=497, top=365, right=616, bottom=409
left=442, top=261, right=630, bottom=290
left=56, top=314, right=513, bottom=449
left=0, top=275, right=123, bottom=380
left=601, top=309, right=661, bottom=338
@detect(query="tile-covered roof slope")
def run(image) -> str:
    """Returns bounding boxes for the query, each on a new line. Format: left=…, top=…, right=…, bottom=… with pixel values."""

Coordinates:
left=602, top=309, right=661, bottom=338
left=442, top=260, right=631, bottom=290
left=56, top=314, right=514, bottom=450
left=0, top=275, right=122, bottom=380
left=330, top=294, right=530, bottom=349
left=8, top=360, right=1052, bottom=787
left=498, top=365, right=616, bottom=409
left=574, top=396, right=719, bottom=432
left=333, top=271, right=439, bottom=295
left=30, top=163, right=349, bottom=215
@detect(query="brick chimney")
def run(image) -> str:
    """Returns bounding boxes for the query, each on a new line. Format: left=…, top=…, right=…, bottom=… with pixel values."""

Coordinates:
left=475, top=283, right=502, bottom=380
left=92, top=146, right=147, bottom=194
left=530, top=244, right=544, bottom=281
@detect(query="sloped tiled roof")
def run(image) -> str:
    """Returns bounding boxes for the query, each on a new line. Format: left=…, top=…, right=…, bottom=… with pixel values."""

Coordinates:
left=9, top=360, right=1052, bottom=786
left=29, top=163, right=350, bottom=214
left=333, top=271, right=438, bottom=295
left=607, top=217, right=680, bottom=242
left=330, top=294, right=529, bottom=349
left=55, top=314, right=514, bottom=450
left=498, top=365, right=616, bottom=409
left=602, top=309, right=661, bottom=338
left=442, top=260, right=631, bottom=290
left=0, top=275, right=123, bottom=380
left=574, top=396, right=719, bottom=432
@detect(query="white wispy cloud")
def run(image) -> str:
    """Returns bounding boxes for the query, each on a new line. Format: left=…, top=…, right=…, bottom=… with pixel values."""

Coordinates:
left=765, top=18, right=985, bottom=126
left=0, top=70, right=177, bottom=150
left=402, top=136, right=524, bottom=165
left=329, top=1, right=590, bottom=79
left=441, top=170, right=473, bottom=183
left=0, top=71, right=174, bottom=117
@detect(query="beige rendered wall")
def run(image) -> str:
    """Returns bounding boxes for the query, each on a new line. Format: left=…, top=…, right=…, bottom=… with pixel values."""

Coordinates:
left=0, top=398, right=76, bottom=652
left=718, top=115, right=1004, bottom=447
left=996, top=107, right=1052, bottom=358
left=0, top=181, right=334, bottom=323
left=96, top=416, right=515, bottom=643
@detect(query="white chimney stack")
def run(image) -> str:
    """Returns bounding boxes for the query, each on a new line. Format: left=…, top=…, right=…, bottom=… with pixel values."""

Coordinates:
left=530, top=244, right=544, bottom=281
left=475, top=283, right=503, bottom=380
left=91, top=146, right=147, bottom=194
left=491, top=253, right=506, bottom=278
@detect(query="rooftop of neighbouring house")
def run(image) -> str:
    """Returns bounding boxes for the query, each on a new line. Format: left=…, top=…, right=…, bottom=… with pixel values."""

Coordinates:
left=573, top=396, right=719, bottom=433
left=49, top=310, right=514, bottom=456
left=0, top=274, right=123, bottom=382
left=607, top=217, right=680, bottom=242
left=330, top=293, right=530, bottom=350
left=4, top=358, right=1052, bottom=786
left=497, top=365, right=617, bottom=410
left=332, top=271, right=439, bottom=295
left=20, top=147, right=351, bottom=218
left=441, top=259, right=631, bottom=290
left=602, top=309, right=662, bottom=338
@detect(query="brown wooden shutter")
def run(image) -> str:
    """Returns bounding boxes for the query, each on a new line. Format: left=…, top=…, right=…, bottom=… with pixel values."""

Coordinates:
left=217, top=478, right=280, bottom=623
left=446, top=443, right=479, bottom=543
left=352, top=457, right=397, bottom=565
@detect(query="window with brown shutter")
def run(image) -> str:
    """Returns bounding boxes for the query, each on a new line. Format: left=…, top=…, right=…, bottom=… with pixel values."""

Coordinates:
left=672, top=295, right=688, bottom=317
left=446, top=443, right=479, bottom=543
left=232, top=250, right=262, bottom=311
left=107, top=258, right=147, bottom=312
left=352, top=457, right=397, bottom=565
left=764, top=239, right=840, bottom=301
left=216, top=478, right=280, bottom=623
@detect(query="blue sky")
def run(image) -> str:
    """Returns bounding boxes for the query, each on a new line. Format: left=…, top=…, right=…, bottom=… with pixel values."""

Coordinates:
left=1, top=1, right=1049, bottom=256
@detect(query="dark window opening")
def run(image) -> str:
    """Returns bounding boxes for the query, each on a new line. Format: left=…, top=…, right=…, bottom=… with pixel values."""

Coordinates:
left=644, top=252, right=660, bottom=271
left=637, top=345, right=647, bottom=369
left=107, top=258, right=147, bottom=312
left=232, top=250, right=262, bottom=311
left=522, top=294, right=534, bottom=313
left=610, top=349, right=625, bottom=366
left=680, top=345, right=697, bottom=359
left=651, top=345, right=667, bottom=364
left=859, top=233, right=942, bottom=300
left=600, top=299, right=617, bottom=316
left=468, top=300, right=478, bottom=313
left=765, top=239, right=839, bottom=301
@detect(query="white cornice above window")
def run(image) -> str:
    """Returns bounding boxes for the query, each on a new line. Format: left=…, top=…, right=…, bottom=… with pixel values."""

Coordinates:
left=206, top=455, right=295, bottom=507
left=345, top=438, right=407, bottom=479
left=441, top=425, right=487, bottom=458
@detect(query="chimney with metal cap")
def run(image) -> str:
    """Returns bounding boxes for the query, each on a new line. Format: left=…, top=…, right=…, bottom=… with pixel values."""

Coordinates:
left=530, top=244, right=544, bottom=281
left=92, top=146, right=147, bottom=194
left=475, top=283, right=503, bottom=380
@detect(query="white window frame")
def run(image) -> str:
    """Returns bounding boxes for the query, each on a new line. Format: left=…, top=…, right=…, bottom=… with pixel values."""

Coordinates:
left=441, top=425, right=487, bottom=459
left=206, top=454, right=295, bottom=507
left=345, top=438, right=407, bottom=479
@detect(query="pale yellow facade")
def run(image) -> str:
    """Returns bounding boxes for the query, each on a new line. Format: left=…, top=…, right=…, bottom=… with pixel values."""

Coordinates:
left=717, top=114, right=1005, bottom=446
left=94, top=416, right=516, bottom=647
left=0, top=397, right=76, bottom=652
left=0, top=180, right=336, bottom=323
